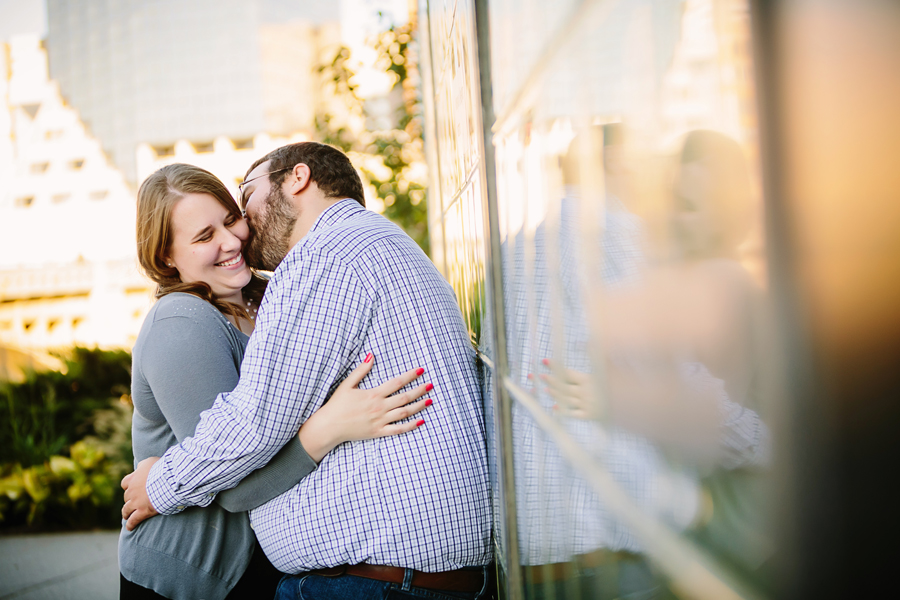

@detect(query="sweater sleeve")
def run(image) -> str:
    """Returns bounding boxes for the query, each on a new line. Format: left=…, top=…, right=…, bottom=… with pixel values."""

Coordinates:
left=140, top=300, right=317, bottom=512
left=146, top=248, right=372, bottom=514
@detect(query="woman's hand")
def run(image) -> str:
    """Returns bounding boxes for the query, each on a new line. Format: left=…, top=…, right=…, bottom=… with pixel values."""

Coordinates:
left=298, top=353, right=433, bottom=462
left=539, top=358, right=599, bottom=420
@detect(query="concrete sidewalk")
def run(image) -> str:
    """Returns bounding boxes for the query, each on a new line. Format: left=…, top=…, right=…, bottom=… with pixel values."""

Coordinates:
left=0, top=530, right=118, bottom=600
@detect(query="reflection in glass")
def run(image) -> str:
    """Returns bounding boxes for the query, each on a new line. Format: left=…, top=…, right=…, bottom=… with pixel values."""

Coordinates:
left=488, top=1, right=775, bottom=598
left=421, top=0, right=781, bottom=597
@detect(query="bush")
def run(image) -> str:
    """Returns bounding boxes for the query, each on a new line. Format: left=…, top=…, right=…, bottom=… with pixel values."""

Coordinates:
left=0, top=347, right=133, bottom=531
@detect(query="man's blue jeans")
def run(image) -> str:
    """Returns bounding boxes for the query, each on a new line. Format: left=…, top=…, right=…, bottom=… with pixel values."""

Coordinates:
left=274, top=567, right=491, bottom=600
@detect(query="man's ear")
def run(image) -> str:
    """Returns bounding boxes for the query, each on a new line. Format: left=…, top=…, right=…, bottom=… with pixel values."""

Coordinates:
left=286, top=163, right=312, bottom=196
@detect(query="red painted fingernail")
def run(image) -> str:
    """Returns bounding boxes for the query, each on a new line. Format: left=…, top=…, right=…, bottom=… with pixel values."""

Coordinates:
left=425, top=399, right=433, bottom=406
left=527, top=373, right=534, bottom=380
left=425, top=383, right=433, bottom=392
left=542, top=358, right=550, bottom=365
left=364, top=353, right=373, bottom=363
left=416, top=419, right=425, bottom=426
left=416, top=367, right=425, bottom=376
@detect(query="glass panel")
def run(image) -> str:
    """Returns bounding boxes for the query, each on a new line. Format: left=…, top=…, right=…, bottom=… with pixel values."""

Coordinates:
left=424, top=0, right=900, bottom=597
left=420, top=0, right=508, bottom=593
left=489, top=0, right=775, bottom=598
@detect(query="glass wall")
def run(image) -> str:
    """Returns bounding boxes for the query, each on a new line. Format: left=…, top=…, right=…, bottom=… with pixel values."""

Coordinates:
left=420, top=0, right=900, bottom=598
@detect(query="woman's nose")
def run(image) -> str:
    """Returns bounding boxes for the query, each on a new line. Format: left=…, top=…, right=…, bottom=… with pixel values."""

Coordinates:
left=221, top=229, right=243, bottom=251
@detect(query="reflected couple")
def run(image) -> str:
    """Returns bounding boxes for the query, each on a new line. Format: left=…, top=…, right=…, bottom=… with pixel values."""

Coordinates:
left=503, top=124, right=772, bottom=599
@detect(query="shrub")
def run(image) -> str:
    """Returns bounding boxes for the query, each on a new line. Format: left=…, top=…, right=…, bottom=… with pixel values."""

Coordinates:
left=0, top=347, right=133, bottom=531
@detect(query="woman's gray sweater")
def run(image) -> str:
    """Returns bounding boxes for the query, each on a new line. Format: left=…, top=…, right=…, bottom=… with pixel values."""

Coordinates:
left=118, top=293, right=318, bottom=600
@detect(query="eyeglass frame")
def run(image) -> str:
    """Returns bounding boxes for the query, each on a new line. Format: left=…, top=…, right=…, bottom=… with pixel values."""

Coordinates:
left=236, top=166, right=293, bottom=216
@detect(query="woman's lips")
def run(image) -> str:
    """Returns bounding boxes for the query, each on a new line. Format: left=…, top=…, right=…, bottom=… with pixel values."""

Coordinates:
left=216, top=253, right=244, bottom=268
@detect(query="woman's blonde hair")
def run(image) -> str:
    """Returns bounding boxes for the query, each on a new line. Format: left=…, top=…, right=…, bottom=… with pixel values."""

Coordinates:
left=136, top=163, right=266, bottom=330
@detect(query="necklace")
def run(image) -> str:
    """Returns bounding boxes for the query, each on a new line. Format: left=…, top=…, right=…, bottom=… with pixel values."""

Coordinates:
left=246, top=300, right=257, bottom=321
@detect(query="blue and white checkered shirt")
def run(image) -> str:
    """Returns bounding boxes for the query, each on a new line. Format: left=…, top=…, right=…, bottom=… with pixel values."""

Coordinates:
left=505, top=194, right=769, bottom=564
left=146, top=199, right=492, bottom=573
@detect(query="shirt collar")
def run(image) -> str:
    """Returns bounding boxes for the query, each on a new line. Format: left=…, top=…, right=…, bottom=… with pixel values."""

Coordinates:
left=307, top=198, right=365, bottom=237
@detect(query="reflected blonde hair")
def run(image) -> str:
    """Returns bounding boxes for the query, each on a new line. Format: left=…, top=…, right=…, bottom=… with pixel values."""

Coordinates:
left=136, top=163, right=266, bottom=330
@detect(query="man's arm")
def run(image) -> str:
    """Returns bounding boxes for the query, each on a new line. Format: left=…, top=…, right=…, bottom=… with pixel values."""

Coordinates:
left=145, top=314, right=320, bottom=512
left=140, top=249, right=371, bottom=519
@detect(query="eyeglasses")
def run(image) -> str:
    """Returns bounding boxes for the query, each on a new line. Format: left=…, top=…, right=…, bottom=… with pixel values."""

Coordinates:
left=236, top=166, right=293, bottom=214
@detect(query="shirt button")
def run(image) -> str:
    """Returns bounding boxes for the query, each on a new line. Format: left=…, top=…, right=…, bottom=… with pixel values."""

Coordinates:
left=176, top=505, right=185, bottom=511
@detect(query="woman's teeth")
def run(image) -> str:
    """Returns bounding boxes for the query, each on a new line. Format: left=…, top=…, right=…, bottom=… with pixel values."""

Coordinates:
left=216, top=254, right=242, bottom=267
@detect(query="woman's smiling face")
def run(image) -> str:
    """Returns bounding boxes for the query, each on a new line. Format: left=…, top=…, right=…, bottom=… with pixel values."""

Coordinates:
left=166, top=192, right=251, bottom=304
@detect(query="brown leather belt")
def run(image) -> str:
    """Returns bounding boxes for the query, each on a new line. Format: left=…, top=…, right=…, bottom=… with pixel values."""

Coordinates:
left=310, top=563, right=486, bottom=593
left=523, top=550, right=641, bottom=585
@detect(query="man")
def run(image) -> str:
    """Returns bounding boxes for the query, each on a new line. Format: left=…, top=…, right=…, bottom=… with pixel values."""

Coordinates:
left=123, top=142, right=493, bottom=598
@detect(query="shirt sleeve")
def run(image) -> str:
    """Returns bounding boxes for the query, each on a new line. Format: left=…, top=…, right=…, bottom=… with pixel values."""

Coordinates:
left=140, top=309, right=319, bottom=513
left=717, top=395, right=771, bottom=470
left=146, top=248, right=372, bottom=514
left=680, top=362, right=771, bottom=470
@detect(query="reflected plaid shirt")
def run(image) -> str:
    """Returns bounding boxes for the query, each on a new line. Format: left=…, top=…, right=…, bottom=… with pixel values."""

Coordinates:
left=146, top=199, right=492, bottom=573
left=505, top=195, right=769, bottom=564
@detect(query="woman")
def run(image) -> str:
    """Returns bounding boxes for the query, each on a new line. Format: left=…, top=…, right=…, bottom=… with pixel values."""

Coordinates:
left=119, top=164, right=432, bottom=599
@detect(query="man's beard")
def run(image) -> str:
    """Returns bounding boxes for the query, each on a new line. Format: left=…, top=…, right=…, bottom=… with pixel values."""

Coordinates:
left=243, top=185, right=298, bottom=271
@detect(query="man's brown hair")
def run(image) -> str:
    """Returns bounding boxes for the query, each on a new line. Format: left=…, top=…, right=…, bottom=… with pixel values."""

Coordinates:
left=247, top=142, right=365, bottom=206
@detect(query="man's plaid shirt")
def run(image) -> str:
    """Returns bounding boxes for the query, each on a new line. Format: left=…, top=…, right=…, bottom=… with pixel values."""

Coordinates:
left=147, top=199, right=492, bottom=573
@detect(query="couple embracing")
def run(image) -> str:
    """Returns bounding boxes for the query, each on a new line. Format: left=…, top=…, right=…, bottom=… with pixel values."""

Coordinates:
left=118, top=142, right=492, bottom=600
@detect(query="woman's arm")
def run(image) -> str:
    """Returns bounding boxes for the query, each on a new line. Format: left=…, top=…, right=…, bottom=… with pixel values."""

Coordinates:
left=215, top=438, right=316, bottom=511
left=297, top=353, right=435, bottom=463
left=218, top=355, right=434, bottom=510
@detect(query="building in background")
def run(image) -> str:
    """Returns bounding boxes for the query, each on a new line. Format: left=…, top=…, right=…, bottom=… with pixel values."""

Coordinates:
left=0, top=35, right=150, bottom=356
left=0, top=0, right=416, bottom=367
left=1, top=1, right=345, bottom=365
left=134, top=132, right=310, bottom=199
left=45, top=0, right=342, bottom=186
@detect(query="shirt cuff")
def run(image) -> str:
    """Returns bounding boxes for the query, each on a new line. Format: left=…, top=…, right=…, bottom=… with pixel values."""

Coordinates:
left=146, top=456, right=188, bottom=515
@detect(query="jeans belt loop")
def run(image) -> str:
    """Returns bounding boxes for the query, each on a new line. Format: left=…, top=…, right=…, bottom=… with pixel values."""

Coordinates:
left=401, top=568, right=415, bottom=591
left=478, top=565, right=489, bottom=598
